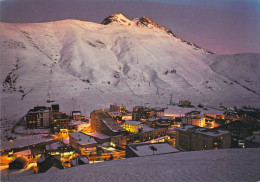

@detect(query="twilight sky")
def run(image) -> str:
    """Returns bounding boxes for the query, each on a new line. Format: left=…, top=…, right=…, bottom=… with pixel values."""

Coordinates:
left=0, top=0, right=259, bottom=54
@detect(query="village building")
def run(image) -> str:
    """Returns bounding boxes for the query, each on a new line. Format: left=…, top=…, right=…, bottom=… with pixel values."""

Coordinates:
left=182, top=111, right=205, bottom=127
left=175, top=125, right=231, bottom=151
left=45, top=141, right=75, bottom=161
left=69, top=132, right=97, bottom=155
left=90, top=110, right=124, bottom=136
left=123, top=121, right=143, bottom=134
left=111, top=125, right=167, bottom=149
left=166, top=128, right=176, bottom=146
left=26, top=106, right=50, bottom=129
left=71, top=157, right=89, bottom=167
left=109, top=104, right=126, bottom=113
left=145, top=117, right=159, bottom=127
left=132, top=106, right=151, bottom=121
left=50, top=104, right=60, bottom=125
left=71, top=111, right=82, bottom=121
left=125, top=143, right=178, bottom=158
left=53, top=112, right=69, bottom=133
left=9, top=157, right=28, bottom=169
left=244, top=135, right=260, bottom=148
left=108, top=112, right=123, bottom=124
left=13, top=149, right=35, bottom=159
left=84, top=132, right=111, bottom=144
left=178, top=100, right=192, bottom=107
left=37, top=154, right=64, bottom=173
left=149, top=107, right=165, bottom=118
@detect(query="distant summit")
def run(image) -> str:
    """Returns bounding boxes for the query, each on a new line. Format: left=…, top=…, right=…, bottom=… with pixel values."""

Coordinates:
left=101, top=13, right=133, bottom=26
left=102, top=13, right=213, bottom=54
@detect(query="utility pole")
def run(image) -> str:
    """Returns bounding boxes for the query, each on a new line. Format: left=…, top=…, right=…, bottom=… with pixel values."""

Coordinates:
left=169, top=94, right=173, bottom=105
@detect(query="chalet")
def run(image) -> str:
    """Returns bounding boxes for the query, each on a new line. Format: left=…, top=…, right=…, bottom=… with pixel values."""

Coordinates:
left=71, top=157, right=89, bottom=167
left=9, top=157, right=28, bottom=169
left=46, top=141, right=74, bottom=159
left=37, top=154, right=64, bottom=173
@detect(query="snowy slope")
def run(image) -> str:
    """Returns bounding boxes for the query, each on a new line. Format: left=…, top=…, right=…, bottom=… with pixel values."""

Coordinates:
left=4, top=148, right=260, bottom=182
left=0, top=14, right=259, bottom=123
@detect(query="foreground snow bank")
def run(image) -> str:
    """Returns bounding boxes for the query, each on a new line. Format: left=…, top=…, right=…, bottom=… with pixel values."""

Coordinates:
left=12, top=148, right=260, bottom=182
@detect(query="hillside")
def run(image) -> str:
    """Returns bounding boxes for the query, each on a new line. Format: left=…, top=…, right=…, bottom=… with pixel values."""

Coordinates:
left=0, top=14, right=259, bottom=122
left=4, top=148, right=260, bottom=182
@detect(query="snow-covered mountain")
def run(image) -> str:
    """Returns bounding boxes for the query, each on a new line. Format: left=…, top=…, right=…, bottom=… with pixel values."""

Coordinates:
left=0, top=14, right=259, bottom=120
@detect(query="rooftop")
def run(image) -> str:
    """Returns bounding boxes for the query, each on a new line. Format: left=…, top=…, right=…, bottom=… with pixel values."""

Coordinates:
left=176, top=125, right=230, bottom=136
left=151, top=107, right=165, bottom=112
left=124, top=120, right=142, bottom=126
left=128, top=142, right=178, bottom=157
left=69, top=132, right=97, bottom=146
left=245, top=135, right=260, bottom=144
left=102, top=118, right=122, bottom=132
left=46, top=142, right=66, bottom=151
left=85, top=132, right=111, bottom=140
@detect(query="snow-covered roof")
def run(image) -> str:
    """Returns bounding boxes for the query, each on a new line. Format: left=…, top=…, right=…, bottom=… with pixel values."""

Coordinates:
left=176, top=125, right=230, bottom=136
left=71, top=157, right=89, bottom=166
left=124, top=120, right=142, bottom=126
left=141, top=124, right=155, bottom=132
left=128, top=143, right=178, bottom=157
left=245, top=135, right=260, bottom=144
left=86, top=133, right=111, bottom=140
left=73, top=113, right=81, bottom=116
left=62, top=138, right=70, bottom=145
left=79, top=157, right=89, bottom=164
left=146, top=117, right=159, bottom=122
left=69, top=132, right=97, bottom=146
left=102, top=119, right=122, bottom=132
left=108, top=112, right=122, bottom=116
left=15, top=149, right=31, bottom=156
left=196, top=130, right=230, bottom=137
left=46, top=166, right=60, bottom=173
left=176, top=125, right=195, bottom=131
left=151, top=107, right=165, bottom=112
left=46, top=142, right=66, bottom=150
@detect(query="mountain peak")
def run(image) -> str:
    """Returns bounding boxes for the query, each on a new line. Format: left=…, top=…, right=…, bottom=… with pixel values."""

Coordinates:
left=101, top=13, right=133, bottom=25
left=102, top=13, right=213, bottom=54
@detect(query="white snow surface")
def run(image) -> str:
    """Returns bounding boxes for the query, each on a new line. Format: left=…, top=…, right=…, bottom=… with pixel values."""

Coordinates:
left=8, top=148, right=260, bottom=182
left=69, top=132, right=97, bottom=146
left=129, top=143, right=178, bottom=157
left=0, top=16, right=259, bottom=125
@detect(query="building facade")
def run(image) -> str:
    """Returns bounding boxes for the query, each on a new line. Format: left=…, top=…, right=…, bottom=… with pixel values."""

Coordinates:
left=26, top=106, right=50, bottom=129
left=90, top=110, right=124, bottom=136
left=122, top=121, right=143, bottom=134
left=175, top=125, right=231, bottom=151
